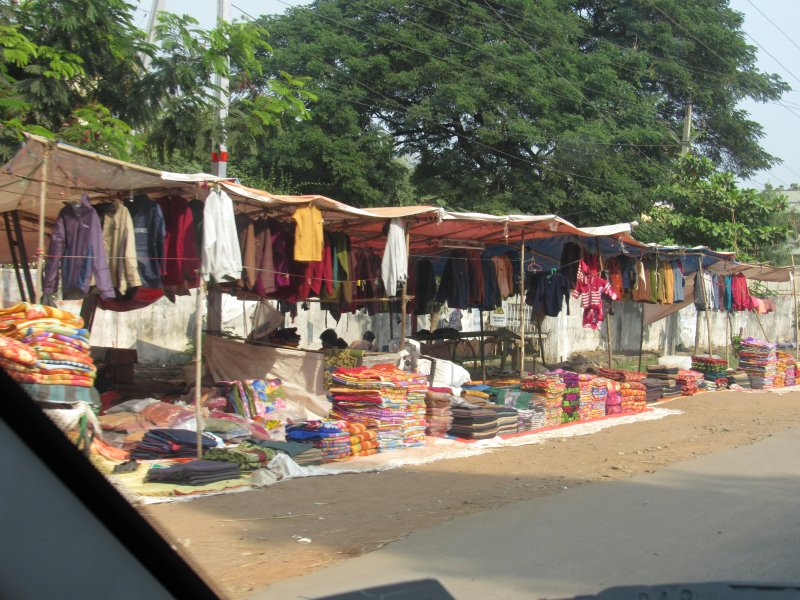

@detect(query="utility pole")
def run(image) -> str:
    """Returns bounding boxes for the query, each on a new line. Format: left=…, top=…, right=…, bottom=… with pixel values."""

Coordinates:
left=680, top=97, right=693, bottom=157
left=211, top=0, right=230, bottom=178
left=142, top=0, right=167, bottom=70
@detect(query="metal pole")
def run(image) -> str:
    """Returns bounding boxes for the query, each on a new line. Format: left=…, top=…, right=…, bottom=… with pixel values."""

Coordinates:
left=792, top=255, right=799, bottom=360
left=697, top=259, right=713, bottom=356
left=195, top=278, right=205, bottom=459
left=398, top=225, right=410, bottom=356
left=35, top=148, right=50, bottom=303
left=212, top=0, right=230, bottom=178
left=518, top=234, right=526, bottom=379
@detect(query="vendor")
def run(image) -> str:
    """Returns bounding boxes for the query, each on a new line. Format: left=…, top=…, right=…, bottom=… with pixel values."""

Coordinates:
left=319, top=328, right=348, bottom=350
left=349, top=331, right=377, bottom=351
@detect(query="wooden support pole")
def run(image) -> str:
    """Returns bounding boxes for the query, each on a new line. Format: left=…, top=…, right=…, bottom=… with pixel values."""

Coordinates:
left=399, top=225, right=410, bottom=356
left=596, top=239, right=613, bottom=368
left=792, top=254, right=799, bottom=360
left=36, top=148, right=51, bottom=303
left=195, top=279, right=205, bottom=459
left=479, top=308, right=486, bottom=383
left=697, top=259, right=713, bottom=356
left=637, top=303, right=646, bottom=372
left=725, top=311, right=731, bottom=367
left=519, top=234, right=526, bottom=379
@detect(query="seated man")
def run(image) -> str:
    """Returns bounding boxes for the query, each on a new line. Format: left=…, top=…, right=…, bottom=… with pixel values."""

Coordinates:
left=349, top=331, right=377, bottom=352
left=319, top=328, right=348, bottom=350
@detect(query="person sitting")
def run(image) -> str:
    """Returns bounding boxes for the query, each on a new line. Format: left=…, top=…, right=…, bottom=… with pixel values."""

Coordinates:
left=349, top=330, right=377, bottom=351
left=319, top=328, right=348, bottom=350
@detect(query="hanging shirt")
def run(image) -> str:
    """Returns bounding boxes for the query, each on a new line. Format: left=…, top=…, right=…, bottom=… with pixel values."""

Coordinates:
left=158, top=195, right=200, bottom=288
left=292, top=204, right=324, bottom=262
left=201, top=189, right=243, bottom=284
left=381, top=219, right=407, bottom=297
left=631, top=259, right=650, bottom=302
left=127, top=193, right=166, bottom=288
left=525, top=271, right=571, bottom=317
left=95, top=198, right=141, bottom=296
left=671, top=261, right=685, bottom=302
left=43, top=194, right=115, bottom=300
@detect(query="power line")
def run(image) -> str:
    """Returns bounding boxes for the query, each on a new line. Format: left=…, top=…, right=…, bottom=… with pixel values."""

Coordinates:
left=745, top=0, right=800, bottom=68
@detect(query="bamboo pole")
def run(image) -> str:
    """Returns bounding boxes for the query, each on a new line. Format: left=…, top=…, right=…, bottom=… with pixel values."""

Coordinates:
left=596, top=239, right=613, bottom=368
left=195, top=278, right=205, bottom=459
left=725, top=311, right=731, bottom=367
left=697, top=259, right=713, bottom=356
left=792, top=255, right=799, bottom=360
left=518, top=234, right=526, bottom=378
left=637, top=303, right=646, bottom=372
left=399, top=225, right=410, bottom=356
left=35, top=148, right=51, bottom=302
left=479, top=308, right=486, bottom=382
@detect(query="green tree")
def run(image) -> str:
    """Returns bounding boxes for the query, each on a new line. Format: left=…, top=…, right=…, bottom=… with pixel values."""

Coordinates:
left=252, top=0, right=784, bottom=216
left=635, top=154, right=792, bottom=263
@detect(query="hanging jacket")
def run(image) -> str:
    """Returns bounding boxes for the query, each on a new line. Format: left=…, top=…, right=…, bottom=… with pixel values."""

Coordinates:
left=94, top=198, right=141, bottom=296
left=43, top=195, right=115, bottom=300
left=201, top=189, right=243, bottom=284
left=127, top=193, right=166, bottom=288
left=158, top=195, right=200, bottom=288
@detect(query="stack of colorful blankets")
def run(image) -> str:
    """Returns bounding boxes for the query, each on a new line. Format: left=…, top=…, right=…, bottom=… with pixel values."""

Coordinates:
left=776, top=352, right=796, bottom=387
left=576, top=374, right=595, bottom=420
left=691, top=356, right=728, bottom=390
left=403, top=383, right=428, bottom=448
left=424, top=388, right=454, bottom=437
left=551, top=369, right=580, bottom=423
left=578, top=377, right=605, bottom=419
left=676, top=370, right=703, bottom=395
left=598, top=368, right=647, bottom=383
left=204, top=441, right=278, bottom=470
left=603, top=379, right=622, bottom=415
left=738, top=338, right=778, bottom=389
left=131, top=428, right=219, bottom=459
left=144, top=460, right=240, bottom=486
left=245, top=439, right=323, bottom=466
left=521, top=374, right=565, bottom=426
left=220, top=378, right=287, bottom=423
left=286, top=420, right=352, bottom=462
left=619, top=382, right=647, bottom=412
left=346, top=422, right=380, bottom=458
left=0, top=303, right=96, bottom=387
left=515, top=392, right=546, bottom=432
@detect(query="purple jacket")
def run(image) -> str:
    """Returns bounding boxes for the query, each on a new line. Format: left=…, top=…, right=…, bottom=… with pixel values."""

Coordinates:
left=43, top=194, right=115, bottom=300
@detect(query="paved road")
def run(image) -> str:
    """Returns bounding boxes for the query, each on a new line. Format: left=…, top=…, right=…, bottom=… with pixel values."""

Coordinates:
left=253, top=429, right=800, bottom=599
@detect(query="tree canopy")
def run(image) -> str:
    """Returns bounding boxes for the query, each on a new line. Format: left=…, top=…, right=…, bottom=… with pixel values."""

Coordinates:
left=253, top=0, right=786, bottom=220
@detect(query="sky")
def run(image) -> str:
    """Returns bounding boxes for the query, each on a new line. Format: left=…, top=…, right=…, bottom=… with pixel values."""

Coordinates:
left=133, top=0, right=800, bottom=190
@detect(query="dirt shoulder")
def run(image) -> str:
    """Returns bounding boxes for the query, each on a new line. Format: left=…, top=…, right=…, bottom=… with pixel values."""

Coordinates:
left=141, top=389, right=800, bottom=599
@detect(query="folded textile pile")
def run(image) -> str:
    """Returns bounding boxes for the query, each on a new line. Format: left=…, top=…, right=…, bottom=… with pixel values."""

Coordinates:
left=425, top=388, right=454, bottom=437
left=602, top=379, right=622, bottom=415
left=448, top=406, right=498, bottom=440
left=550, top=369, right=580, bottom=423
left=204, top=440, right=278, bottom=470
left=220, top=378, right=287, bottom=422
left=676, top=370, right=703, bottom=395
left=144, top=459, right=240, bottom=486
left=776, top=352, right=796, bottom=387
left=0, top=303, right=96, bottom=387
left=691, top=356, right=728, bottom=390
left=328, top=364, right=428, bottom=453
left=491, top=405, right=519, bottom=435
left=245, top=438, right=323, bottom=466
left=521, top=374, right=565, bottom=426
left=598, top=368, right=646, bottom=383
left=286, top=420, right=352, bottom=462
left=347, top=422, right=380, bottom=457
left=131, top=428, right=219, bottom=459
left=576, top=374, right=597, bottom=420
left=738, top=338, right=778, bottom=389
left=641, top=378, right=666, bottom=403
left=645, top=365, right=679, bottom=381
left=511, top=390, right=546, bottom=432
left=619, top=382, right=647, bottom=412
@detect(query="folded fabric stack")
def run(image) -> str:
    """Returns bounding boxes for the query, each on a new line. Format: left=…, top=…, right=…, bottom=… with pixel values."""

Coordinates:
left=619, top=382, right=647, bottom=412
left=642, top=378, right=666, bottom=403
left=204, top=440, right=278, bottom=470
left=662, top=381, right=683, bottom=398
left=425, top=388, right=454, bottom=437
left=603, top=379, right=622, bottom=415
left=645, top=365, right=679, bottom=381
left=691, top=356, right=728, bottom=391
left=220, top=378, right=287, bottom=422
left=286, top=420, right=352, bottom=462
left=328, top=364, right=429, bottom=453
left=777, top=352, right=796, bottom=387
left=521, top=374, right=565, bottom=426
left=144, top=460, right=240, bottom=486
left=447, top=406, right=498, bottom=440
left=0, top=303, right=96, bottom=387
left=738, top=338, right=778, bottom=389
left=576, top=374, right=596, bottom=420
left=347, top=422, right=380, bottom=457
left=131, top=428, right=219, bottom=459
left=598, top=368, right=647, bottom=383
left=577, top=376, right=605, bottom=419
left=245, top=438, right=323, bottom=466
left=491, top=405, right=519, bottom=435
left=515, top=391, right=547, bottom=432
left=676, top=370, right=703, bottom=395
left=551, top=369, right=580, bottom=424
